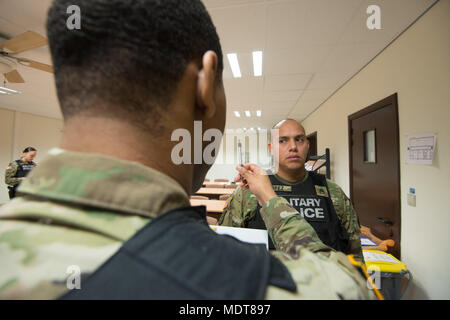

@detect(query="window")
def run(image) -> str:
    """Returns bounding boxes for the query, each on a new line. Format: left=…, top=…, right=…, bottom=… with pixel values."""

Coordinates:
left=364, top=129, right=376, bottom=163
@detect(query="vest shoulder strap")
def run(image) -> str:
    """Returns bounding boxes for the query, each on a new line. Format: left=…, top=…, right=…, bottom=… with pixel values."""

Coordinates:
left=308, top=171, right=327, bottom=186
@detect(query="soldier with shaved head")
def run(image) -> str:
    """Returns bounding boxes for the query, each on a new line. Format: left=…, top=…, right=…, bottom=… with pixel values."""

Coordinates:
left=219, top=119, right=364, bottom=262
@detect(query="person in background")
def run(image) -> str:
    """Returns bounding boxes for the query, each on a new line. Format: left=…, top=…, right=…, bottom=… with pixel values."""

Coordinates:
left=4, top=147, right=37, bottom=199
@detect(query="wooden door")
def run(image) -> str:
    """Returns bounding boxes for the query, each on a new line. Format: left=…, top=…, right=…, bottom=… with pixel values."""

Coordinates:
left=348, top=93, right=401, bottom=259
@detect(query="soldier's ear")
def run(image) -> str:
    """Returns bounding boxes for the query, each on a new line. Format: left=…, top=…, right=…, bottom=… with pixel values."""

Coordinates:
left=195, top=51, right=219, bottom=119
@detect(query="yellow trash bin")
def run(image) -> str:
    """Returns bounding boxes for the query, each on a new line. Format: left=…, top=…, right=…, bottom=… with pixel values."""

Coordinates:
left=363, top=250, right=412, bottom=300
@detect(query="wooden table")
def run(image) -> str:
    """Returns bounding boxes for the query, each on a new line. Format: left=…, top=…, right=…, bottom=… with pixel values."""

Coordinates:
left=190, top=199, right=227, bottom=213
left=195, top=188, right=234, bottom=197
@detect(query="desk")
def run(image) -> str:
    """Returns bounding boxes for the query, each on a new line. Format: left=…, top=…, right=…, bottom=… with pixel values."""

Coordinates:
left=190, top=199, right=226, bottom=213
left=195, top=188, right=234, bottom=197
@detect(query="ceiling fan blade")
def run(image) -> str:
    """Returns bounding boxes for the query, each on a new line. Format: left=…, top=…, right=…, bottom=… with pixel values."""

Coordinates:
left=4, top=69, right=25, bottom=83
left=0, top=31, right=47, bottom=54
left=17, top=58, right=53, bottom=73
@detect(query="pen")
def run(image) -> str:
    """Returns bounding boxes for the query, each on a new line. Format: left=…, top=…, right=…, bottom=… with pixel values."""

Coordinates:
left=237, top=140, right=248, bottom=187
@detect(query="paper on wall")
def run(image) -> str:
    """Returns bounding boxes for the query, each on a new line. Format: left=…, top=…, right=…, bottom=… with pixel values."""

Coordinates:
left=406, top=133, right=436, bottom=165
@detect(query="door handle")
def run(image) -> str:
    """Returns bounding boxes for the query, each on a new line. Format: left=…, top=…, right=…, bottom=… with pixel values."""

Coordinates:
left=377, top=217, right=393, bottom=226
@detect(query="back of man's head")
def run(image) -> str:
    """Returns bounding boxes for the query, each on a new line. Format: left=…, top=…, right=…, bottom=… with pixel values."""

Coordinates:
left=47, top=0, right=223, bottom=124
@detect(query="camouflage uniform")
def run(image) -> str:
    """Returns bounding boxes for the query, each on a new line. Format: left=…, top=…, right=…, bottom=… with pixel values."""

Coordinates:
left=0, top=149, right=374, bottom=299
left=218, top=171, right=364, bottom=262
left=4, top=159, right=37, bottom=186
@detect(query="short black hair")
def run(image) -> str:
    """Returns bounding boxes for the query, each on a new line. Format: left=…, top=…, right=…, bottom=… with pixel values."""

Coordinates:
left=23, top=147, right=37, bottom=153
left=47, top=0, right=223, bottom=122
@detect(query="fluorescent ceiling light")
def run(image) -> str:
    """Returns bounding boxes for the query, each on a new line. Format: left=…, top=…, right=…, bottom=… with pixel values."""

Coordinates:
left=234, top=111, right=241, bottom=118
left=227, top=53, right=241, bottom=78
left=250, top=127, right=254, bottom=131
left=252, top=51, right=263, bottom=77
left=245, top=110, right=251, bottom=117
left=256, top=110, right=262, bottom=117
left=0, top=86, right=21, bottom=94
left=0, top=90, right=11, bottom=95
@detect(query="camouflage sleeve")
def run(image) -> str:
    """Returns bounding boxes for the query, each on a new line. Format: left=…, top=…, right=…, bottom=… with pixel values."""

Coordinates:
left=4, top=162, right=20, bottom=186
left=266, top=248, right=375, bottom=299
left=260, top=197, right=375, bottom=299
left=218, top=186, right=258, bottom=227
left=327, top=180, right=364, bottom=263
left=260, top=197, right=331, bottom=255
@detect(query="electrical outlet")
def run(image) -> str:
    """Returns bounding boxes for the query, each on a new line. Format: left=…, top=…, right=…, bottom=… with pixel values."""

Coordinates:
left=407, top=193, right=416, bottom=207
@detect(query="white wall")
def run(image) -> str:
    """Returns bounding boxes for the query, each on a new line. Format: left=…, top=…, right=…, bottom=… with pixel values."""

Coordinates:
left=206, top=130, right=272, bottom=181
left=300, top=0, right=450, bottom=299
left=0, top=107, right=63, bottom=204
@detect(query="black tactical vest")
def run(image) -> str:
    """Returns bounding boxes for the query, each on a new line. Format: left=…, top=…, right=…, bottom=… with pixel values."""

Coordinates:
left=8, top=160, right=36, bottom=198
left=246, top=172, right=350, bottom=253
left=15, top=160, right=36, bottom=178
left=61, top=206, right=297, bottom=299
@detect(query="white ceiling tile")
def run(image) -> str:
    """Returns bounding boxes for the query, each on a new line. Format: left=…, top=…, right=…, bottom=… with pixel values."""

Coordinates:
left=0, top=0, right=52, bottom=36
left=264, top=73, right=312, bottom=91
left=266, top=0, right=310, bottom=50
left=265, top=45, right=333, bottom=75
left=208, top=4, right=266, bottom=53
left=298, top=89, right=333, bottom=103
left=266, top=0, right=363, bottom=50
left=263, top=100, right=296, bottom=111
left=308, top=72, right=354, bottom=90
left=224, top=77, right=264, bottom=107
left=264, top=90, right=302, bottom=102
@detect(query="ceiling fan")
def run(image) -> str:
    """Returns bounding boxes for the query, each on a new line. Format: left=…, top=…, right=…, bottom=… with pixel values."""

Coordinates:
left=0, top=31, right=53, bottom=83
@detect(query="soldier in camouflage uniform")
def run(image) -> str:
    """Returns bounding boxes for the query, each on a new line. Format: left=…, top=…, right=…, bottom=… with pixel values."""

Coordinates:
left=0, top=0, right=375, bottom=300
left=219, top=119, right=364, bottom=262
left=4, top=147, right=37, bottom=199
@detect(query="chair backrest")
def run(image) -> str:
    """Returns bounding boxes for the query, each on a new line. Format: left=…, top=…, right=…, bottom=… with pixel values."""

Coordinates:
left=214, top=179, right=229, bottom=183
left=225, top=184, right=237, bottom=189
left=219, top=194, right=230, bottom=201
left=190, top=195, right=209, bottom=200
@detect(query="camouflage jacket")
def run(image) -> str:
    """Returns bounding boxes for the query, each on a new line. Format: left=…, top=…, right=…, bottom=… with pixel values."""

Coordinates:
left=4, top=160, right=37, bottom=187
left=0, top=149, right=374, bottom=299
left=218, top=171, right=364, bottom=262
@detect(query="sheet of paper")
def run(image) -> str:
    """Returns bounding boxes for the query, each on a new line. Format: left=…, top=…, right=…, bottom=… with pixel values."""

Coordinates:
left=360, top=237, right=377, bottom=246
left=210, top=225, right=269, bottom=250
left=363, top=251, right=400, bottom=264
left=406, top=133, right=436, bottom=165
